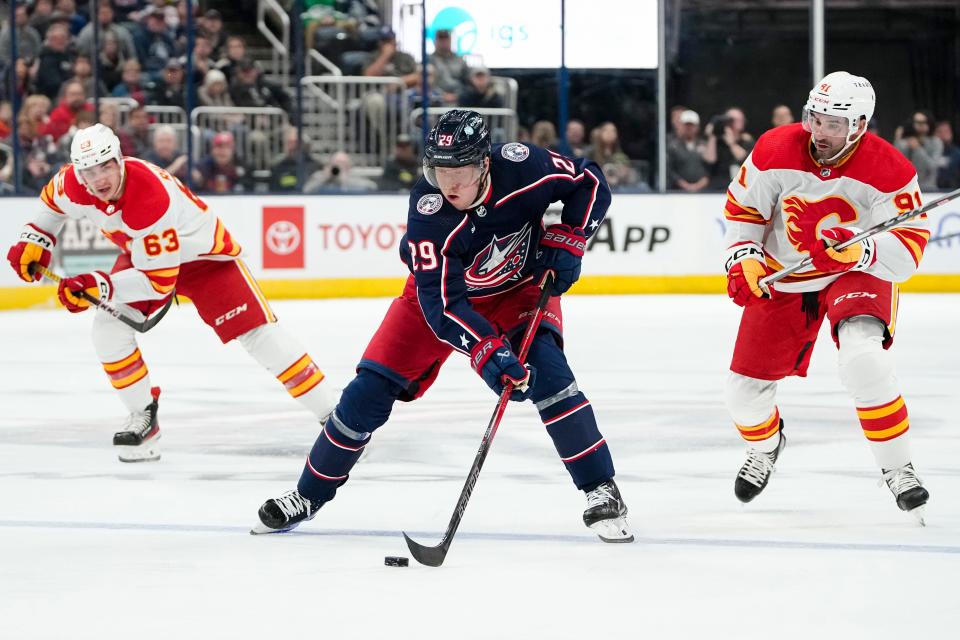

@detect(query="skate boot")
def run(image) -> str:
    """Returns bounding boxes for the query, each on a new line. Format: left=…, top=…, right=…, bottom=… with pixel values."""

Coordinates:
left=251, top=489, right=324, bottom=534
left=113, top=387, right=161, bottom=463
left=881, top=462, right=929, bottom=526
left=583, top=479, right=634, bottom=543
left=735, top=423, right=786, bottom=503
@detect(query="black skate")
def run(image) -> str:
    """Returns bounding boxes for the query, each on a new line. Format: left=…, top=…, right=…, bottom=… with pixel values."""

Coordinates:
left=113, top=387, right=161, bottom=463
left=881, top=463, right=929, bottom=526
left=251, top=489, right=323, bottom=534
left=583, top=479, right=634, bottom=543
left=734, top=422, right=786, bottom=503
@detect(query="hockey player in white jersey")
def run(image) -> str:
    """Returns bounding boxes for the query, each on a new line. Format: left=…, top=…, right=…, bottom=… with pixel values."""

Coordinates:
left=6, top=124, right=335, bottom=461
left=722, top=72, right=930, bottom=521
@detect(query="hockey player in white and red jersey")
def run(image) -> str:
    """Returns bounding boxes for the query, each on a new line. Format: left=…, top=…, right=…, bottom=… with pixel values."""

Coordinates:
left=722, top=72, right=930, bottom=521
left=6, top=124, right=335, bottom=461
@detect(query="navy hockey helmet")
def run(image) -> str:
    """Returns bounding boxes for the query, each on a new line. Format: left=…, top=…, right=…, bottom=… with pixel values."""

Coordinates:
left=422, top=109, right=490, bottom=187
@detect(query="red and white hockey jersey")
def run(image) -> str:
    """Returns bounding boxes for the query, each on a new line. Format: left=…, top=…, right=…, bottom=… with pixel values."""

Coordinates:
left=724, top=123, right=929, bottom=293
left=31, top=157, right=241, bottom=303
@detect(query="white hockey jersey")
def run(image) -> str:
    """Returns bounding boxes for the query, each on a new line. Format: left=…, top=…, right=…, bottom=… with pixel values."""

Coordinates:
left=724, top=123, right=929, bottom=293
left=32, top=157, right=241, bottom=303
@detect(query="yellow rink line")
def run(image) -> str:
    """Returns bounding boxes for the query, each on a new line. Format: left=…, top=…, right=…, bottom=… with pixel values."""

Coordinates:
left=4, top=274, right=960, bottom=311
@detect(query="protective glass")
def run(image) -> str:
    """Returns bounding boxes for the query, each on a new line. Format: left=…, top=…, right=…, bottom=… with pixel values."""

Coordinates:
left=802, top=108, right=851, bottom=138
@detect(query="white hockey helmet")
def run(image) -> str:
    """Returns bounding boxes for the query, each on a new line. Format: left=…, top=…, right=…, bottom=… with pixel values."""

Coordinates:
left=802, top=71, right=875, bottom=142
left=71, top=123, right=125, bottom=190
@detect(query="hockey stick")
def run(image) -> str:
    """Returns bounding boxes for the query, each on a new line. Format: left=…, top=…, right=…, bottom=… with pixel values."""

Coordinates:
left=30, top=263, right=173, bottom=333
left=760, top=186, right=960, bottom=290
left=402, top=274, right=554, bottom=567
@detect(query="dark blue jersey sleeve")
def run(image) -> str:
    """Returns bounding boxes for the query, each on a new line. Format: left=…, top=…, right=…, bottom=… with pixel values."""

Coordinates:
left=406, top=187, right=497, bottom=355
left=528, top=145, right=612, bottom=238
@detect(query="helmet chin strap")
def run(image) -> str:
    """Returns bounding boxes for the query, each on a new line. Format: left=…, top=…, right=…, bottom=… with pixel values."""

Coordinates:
left=817, top=122, right=866, bottom=165
left=465, top=165, right=490, bottom=209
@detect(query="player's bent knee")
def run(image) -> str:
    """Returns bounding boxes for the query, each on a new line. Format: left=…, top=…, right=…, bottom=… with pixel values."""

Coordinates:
left=335, top=368, right=405, bottom=436
left=725, top=372, right=778, bottom=426
left=526, top=331, right=576, bottom=404
left=91, top=307, right=137, bottom=355
left=837, top=316, right=896, bottom=404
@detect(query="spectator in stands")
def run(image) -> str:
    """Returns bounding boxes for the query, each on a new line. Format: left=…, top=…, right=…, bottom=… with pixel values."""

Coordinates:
left=56, top=106, right=95, bottom=157
left=194, top=131, right=254, bottom=194
left=76, top=2, right=138, bottom=63
left=70, top=54, right=108, bottom=99
left=895, top=110, right=942, bottom=191
left=45, top=79, right=92, bottom=142
left=457, top=66, right=503, bottom=109
left=187, top=34, right=215, bottom=87
left=429, top=29, right=467, bottom=103
left=34, top=21, right=74, bottom=100
left=98, top=101, right=124, bottom=138
left=112, top=0, right=146, bottom=24
left=1, top=3, right=43, bottom=65
left=54, top=0, right=87, bottom=35
left=771, top=104, right=794, bottom=128
left=216, top=35, right=247, bottom=83
left=1, top=56, right=33, bottom=106
left=589, top=122, right=636, bottom=190
left=668, top=105, right=688, bottom=140
left=112, top=59, right=148, bottom=105
left=96, top=31, right=127, bottom=91
left=935, top=121, right=960, bottom=190
left=531, top=120, right=559, bottom=152
left=28, top=0, right=56, bottom=40
left=199, top=9, right=227, bottom=58
left=304, top=151, right=377, bottom=194
left=151, top=58, right=186, bottom=107
left=143, top=124, right=188, bottom=181
left=379, top=133, right=419, bottom=192
left=135, top=7, right=176, bottom=78
left=229, top=58, right=291, bottom=112
left=565, top=119, right=590, bottom=158
left=198, top=68, right=234, bottom=107
left=703, top=106, right=754, bottom=190
left=363, top=26, right=418, bottom=87
left=269, top=126, right=321, bottom=193
left=666, top=109, right=709, bottom=192
left=121, top=105, right=152, bottom=156
left=18, top=94, right=52, bottom=145
left=0, top=100, right=12, bottom=140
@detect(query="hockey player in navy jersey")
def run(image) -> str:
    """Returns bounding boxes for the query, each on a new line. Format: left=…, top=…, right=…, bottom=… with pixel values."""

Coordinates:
left=252, top=110, right=633, bottom=542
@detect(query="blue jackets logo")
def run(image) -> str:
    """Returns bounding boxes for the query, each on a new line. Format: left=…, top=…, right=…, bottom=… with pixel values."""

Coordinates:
left=501, top=143, right=530, bottom=162
left=464, top=223, right=531, bottom=290
left=417, top=193, right=444, bottom=215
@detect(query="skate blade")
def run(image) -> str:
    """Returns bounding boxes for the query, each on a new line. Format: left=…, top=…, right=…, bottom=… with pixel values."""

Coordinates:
left=589, top=517, right=635, bottom=543
left=116, top=440, right=161, bottom=463
left=249, top=521, right=299, bottom=535
left=908, top=505, right=927, bottom=527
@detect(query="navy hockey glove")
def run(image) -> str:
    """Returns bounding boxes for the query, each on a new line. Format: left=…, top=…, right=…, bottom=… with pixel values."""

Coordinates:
left=535, top=224, right=586, bottom=295
left=470, top=336, right=536, bottom=401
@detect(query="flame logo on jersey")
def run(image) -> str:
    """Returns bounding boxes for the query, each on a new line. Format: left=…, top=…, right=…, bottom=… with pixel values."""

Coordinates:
left=464, top=224, right=532, bottom=290
left=782, top=195, right=859, bottom=255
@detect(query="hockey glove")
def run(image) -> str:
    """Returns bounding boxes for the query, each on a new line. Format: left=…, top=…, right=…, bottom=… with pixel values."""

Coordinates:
left=535, top=224, right=586, bottom=295
left=57, top=271, right=113, bottom=313
left=725, top=242, right=773, bottom=307
left=470, top=336, right=536, bottom=402
left=7, top=224, right=55, bottom=282
left=810, top=227, right=876, bottom=274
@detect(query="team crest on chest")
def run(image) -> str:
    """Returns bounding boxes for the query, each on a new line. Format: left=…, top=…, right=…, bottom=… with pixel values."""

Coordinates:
left=501, top=143, right=530, bottom=162
left=464, top=223, right=532, bottom=290
left=782, top=195, right=858, bottom=254
left=417, top=193, right=444, bottom=215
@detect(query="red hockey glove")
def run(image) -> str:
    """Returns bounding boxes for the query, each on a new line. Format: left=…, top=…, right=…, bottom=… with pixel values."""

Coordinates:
left=57, top=271, right=113, bottom=313
left=810, top=227, right=876, bottom=274
left=470, top=336, right=536, bottom=401
left=535, top=224, right=586, bottom=295
left=724, top=242, right=773, bottom=307
left=6, top=224, right=55, bottom=282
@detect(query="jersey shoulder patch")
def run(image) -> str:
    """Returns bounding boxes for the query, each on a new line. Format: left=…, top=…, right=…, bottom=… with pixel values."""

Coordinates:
left=500, top=142, right=530, bottom=162
left=119, top=159, right=172, bottom=231
left=416, top=193, right=444, bottom=215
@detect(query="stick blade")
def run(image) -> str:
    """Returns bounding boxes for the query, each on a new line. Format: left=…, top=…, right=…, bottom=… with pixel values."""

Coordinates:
left=402, top=531, right=448, bottom=567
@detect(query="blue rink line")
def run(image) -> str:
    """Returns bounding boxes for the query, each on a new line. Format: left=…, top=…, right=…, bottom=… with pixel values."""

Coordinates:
left=1, top=519, right=958, bottom=555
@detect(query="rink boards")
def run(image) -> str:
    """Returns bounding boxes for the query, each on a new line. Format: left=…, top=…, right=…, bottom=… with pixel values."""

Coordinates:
left=3, top=192, right=960, bottom=309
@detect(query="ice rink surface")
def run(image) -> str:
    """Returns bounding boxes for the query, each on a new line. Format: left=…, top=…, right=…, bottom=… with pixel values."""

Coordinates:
left=1, top=293, right=958, bottom=639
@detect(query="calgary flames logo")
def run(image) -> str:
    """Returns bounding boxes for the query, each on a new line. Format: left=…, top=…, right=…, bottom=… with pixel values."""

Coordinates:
left=782, top=195, right=858, bottom=254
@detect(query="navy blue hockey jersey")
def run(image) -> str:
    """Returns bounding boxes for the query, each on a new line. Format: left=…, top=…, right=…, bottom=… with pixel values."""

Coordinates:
left=401, top=142, right=611, bottom=355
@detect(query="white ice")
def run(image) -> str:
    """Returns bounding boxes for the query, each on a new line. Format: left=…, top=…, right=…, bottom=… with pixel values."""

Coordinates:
left=1, top=294, right=958, bottom=639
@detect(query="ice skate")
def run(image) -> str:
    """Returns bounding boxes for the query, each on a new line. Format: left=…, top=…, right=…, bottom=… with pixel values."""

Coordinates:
left=113, top=387, right=161, bottom=463
left=583, top=479, right=634, bottom=543
left=734, top=424, right=786, bottom=503
left=881, top=463, right=929, bottom=526
left=251, top=489, right=323, bottom=534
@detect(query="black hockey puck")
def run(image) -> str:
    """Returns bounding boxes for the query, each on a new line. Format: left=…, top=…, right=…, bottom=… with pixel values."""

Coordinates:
left=384, top=556, right=409, bottom=567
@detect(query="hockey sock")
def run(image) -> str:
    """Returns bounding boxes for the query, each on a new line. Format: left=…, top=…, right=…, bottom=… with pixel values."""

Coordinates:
left=857, top=396, right=912, bottom=469
left=101, top=347, right=154, bottom=413
left=237, top=323, right=334, bottom=419
left=538, top=387, right=614, bottom=491
left=736, top=408, right=782, bottom=453
left=297, top=369, right=403, bottom=502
